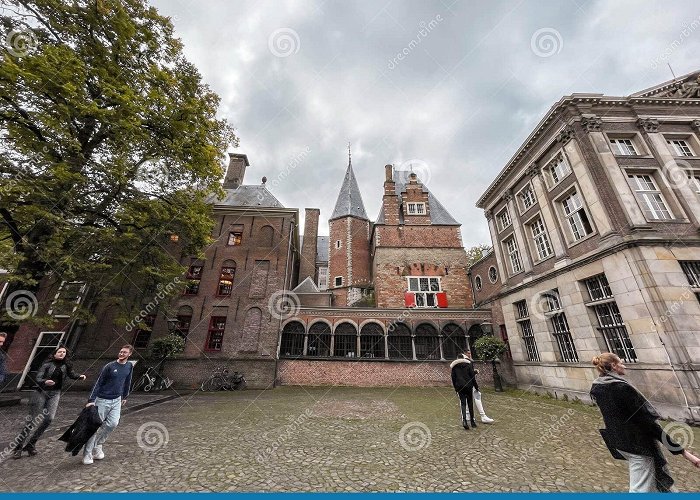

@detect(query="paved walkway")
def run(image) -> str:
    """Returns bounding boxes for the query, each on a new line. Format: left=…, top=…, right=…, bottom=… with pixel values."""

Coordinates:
left=1, top=387, right=699, bottom=492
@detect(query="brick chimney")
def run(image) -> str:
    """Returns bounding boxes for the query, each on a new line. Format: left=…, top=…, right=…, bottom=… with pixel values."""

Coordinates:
left=223, top=153, right=250, bottom=189
left=382, top=165, right=400, bottom=225
left=299, top=208, right=320, bottom=283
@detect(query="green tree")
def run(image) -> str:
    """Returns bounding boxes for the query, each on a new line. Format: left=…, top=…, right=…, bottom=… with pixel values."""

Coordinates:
left=474, top=336, right=506, bottom=361
left=465, top=244, right=492, bottom=269
left=0, top=0, right=236, bottom=325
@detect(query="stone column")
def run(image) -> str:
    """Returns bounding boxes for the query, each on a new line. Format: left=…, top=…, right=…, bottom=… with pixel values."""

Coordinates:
left=485, top=210, right=507, bottom=285
left=527, top=163, right=567, bottom=260
left=581, top=115, right=647, bottom=228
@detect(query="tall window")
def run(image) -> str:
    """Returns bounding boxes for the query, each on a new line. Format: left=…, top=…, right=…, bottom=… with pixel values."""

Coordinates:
left=497, top=208, right=512, bottom=231
left=519, top=185, right=537, bottom=211
left=414, top=323, right=440, bottom=360
left=388, top=323, right=413, bottom=360
left=529, top=217, right=553, bottom=260
left=49, top=281, right=86, bottom=317
left=584, top=274, right=637, bottom=363
left=307, top=322, right=331, bottom=357
left=441, top=324, right=466, bottom=360
left=514, top=300, right=539, bottom=362
left=175, top=306, right=193, bottom=340
left=184, top=264, right=203, bottom=295
left=628, top=174, right=672, bottom=220
left=690, top=175, right=700, bottom=196
left=610, top=138, right=638, bottom=156
left=217, top=261, right=236, bottom=296
left=318, top=266, right=329, bottom=290
left=206, top=316, right=226, bottom=351
left=505, top=237, right=523, bottom=274
left=680, top=261, right=700, bottom=303
left=132, top=314, right=156, bottom=349
left=280, top=321, right=305, bottom=358
left=561, top=191, right=593, bottom=241
left=333, top=323, right=357, bottom=358
left=543, top=290, right=578, bottom=362
left=667, top=139, right=695, bottom=157
left=406, top=277, right=443, bottom=308
left=547, top=154, right=572, bottom=185
left=406, top=202, right=426, bottom=215
left=360, top=323, right=385, bottom=358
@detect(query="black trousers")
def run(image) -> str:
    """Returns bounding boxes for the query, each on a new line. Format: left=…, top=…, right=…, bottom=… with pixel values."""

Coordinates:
left=457, top=388, right=475, bottom=423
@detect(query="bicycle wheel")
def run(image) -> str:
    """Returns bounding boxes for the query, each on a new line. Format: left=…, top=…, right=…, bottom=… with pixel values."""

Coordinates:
left=144, top=383, right=153, bottom=392
left=201, top=377, right=217, bottom=392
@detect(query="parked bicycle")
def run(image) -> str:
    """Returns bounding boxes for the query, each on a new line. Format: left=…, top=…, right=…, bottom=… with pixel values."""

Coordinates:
left=132, top=366, right=174, bottom=392
left=200, top=367, right=247, bottom=391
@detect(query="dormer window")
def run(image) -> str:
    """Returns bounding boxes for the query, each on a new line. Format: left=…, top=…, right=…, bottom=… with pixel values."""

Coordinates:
left=406, top=202, right=426, bottom=215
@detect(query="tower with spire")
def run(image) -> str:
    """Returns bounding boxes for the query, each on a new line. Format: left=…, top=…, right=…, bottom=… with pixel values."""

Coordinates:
left=328, top=145, right=372, bottom=306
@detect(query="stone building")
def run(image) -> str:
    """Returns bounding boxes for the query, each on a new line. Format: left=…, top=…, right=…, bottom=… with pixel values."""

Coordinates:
left=471, top=70, right=700, bottom=421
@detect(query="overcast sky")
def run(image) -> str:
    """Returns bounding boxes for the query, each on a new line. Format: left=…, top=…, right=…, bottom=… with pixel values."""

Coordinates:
left=152, top=0, right=700, bottom=246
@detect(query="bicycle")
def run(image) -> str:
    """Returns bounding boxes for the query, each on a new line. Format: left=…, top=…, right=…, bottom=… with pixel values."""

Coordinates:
left=132, top=366, right=174, bottom=392
left=200, top=367, right=247, bottom=391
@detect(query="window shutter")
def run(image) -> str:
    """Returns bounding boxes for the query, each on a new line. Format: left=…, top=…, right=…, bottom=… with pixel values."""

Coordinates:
left=404, top=292, right=416, bottom=308
left=436, top=292, right=448, bottom=308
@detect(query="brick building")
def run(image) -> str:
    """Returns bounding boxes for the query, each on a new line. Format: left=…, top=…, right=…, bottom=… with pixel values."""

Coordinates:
left=471, top=70, right=700, bottom=421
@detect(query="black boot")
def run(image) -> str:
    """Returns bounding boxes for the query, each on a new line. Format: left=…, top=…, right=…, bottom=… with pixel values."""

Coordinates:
left=462, top=418, right=470, bottom=430
left=12, top=448, right=22, bottom=459
left=24, top=444, right=37, bottom=456
left=470, top=419, right=477, bottom=429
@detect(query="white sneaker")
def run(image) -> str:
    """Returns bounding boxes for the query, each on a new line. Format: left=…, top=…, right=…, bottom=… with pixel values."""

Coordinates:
left=93, top=445, right=105, bottom=460
left=82, top=454, right=94, bottom=465
left=481, top=415, right=495, bottom=424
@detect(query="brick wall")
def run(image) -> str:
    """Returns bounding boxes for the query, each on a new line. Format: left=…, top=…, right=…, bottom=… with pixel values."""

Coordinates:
left=299, top=208, right=320, bottom=282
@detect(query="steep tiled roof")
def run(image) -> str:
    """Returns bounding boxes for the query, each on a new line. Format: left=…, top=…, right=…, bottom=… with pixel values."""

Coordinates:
left=292, top=276, right=320, bottom=294
left=331, top=162, right=368, bottom=220
left=375, top=169, right=459, bottom=225
left=209, top=184, right=284, bottom=208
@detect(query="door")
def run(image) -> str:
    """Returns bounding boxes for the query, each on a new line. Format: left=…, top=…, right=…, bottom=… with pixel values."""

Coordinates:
left=17, top=331, right=66, bottom=389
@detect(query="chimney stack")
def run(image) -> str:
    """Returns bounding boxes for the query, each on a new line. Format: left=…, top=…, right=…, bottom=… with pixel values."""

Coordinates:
left=299, top=208, right=320, bottom=283
left=223, top=153, right=250, bottom=189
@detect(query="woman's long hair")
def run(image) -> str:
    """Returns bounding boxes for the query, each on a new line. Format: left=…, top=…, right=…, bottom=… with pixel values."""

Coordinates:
left=47, top=345, right=70, bottom=364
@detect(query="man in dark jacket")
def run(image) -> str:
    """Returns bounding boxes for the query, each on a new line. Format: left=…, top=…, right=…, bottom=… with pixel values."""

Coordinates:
left=450, top=351, right=479, bottom=430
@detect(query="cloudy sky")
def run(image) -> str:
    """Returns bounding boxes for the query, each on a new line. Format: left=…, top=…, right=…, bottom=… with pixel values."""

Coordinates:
left=152, top=0, right=700, bottom=246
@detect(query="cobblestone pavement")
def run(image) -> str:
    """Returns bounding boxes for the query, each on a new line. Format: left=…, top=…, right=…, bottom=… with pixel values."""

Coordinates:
left=1, top=386, right=699, bottom=492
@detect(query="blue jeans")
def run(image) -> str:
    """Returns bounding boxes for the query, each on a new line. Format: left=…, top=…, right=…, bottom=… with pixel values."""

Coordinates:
left=17, top=390, right=61, bottom=448
left=84, top=397, right=121, bottom=456
left=618, top=450, right=678, bottom=493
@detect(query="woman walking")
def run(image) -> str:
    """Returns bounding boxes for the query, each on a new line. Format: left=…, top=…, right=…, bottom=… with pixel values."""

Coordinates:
left=590, top=352, right=700, bottom=492
left=464, top=350, right=495, bottom=424
left=450, top=350, right=479, bottom=430
left=13, top=346, right=86, bottom=459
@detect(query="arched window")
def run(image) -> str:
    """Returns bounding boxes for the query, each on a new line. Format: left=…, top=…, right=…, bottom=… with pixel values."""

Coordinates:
left=468, top=324, right=486, bottom=359
left=280, top=321, right=305, bottom=358
left=260, top=225, right=274, bottom=247
left=388, top=322, right=413, bottom=360
left=307, top=322, right=331, bottom=357
left=217, top=259, right=236, bottom=296
left=333, top=322, right=357, bottom=358
left=414, top=323, right=440, bottom=360
left=360, top=323, right=385, bottom=358
left=441, top=324, right=466, bottom=360
left=175, top=305, right=193, bottom=339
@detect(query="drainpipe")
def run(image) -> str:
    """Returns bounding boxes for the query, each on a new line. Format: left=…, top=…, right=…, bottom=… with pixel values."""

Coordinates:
left=273, top=218, right=295, bottom=388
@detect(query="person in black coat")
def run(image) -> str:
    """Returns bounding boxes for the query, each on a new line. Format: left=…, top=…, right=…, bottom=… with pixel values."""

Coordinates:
left=591, top=352, right=700, bottom=492
left=58, top=405, right=103, bottom=456
left=12, top=346, right=86, bottom=459
left=450, top=351, right=479, bottom=430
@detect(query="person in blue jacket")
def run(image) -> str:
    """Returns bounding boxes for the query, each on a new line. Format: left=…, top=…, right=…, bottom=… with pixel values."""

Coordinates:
left=82, top=344, right=134, bottom=465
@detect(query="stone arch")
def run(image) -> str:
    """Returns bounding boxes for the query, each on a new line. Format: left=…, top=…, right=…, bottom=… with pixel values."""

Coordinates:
left=307, top=321, right=331, bottom=357
left=467, top=323, right=486, bottom=358
left=360, top=322, right=386, bottom=358
left=387, top=322, right=413, bottom=360
left=359, top=319, right=386, bottom=333
left=441, top=323, right=467, bottom=360
left=280, top=320, right=305, bottom=358
left=260, top=225, right=274, bottom=247
left=414, top=323, right=440, bottom=360
left=333, top=322, right=358, bottom=358
left=332, top=319, right=359, bottom=333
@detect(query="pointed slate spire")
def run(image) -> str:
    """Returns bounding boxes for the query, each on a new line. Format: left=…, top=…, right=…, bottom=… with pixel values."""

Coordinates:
left=330, top=152, right=368, bottom=220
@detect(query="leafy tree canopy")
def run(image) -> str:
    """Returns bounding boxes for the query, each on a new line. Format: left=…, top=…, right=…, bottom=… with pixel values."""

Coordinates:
left=465, top=243, right=492, bottom=269
left=0, top=0, right=236, bottom=325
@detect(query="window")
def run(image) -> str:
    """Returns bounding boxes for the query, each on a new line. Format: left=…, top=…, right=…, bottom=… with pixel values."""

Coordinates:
left=584, top=274, right=613, bottom=302
left=547, top=154, right=572, bottom=185
left=690, top=175, right=700, bottom=195
left=335, top=240, right=342, bottom=249
left=334, top=276, right=343, bottom=287
left=132, top=314, right=156, bottom=349
left=441, top=324, right=466, bottom=360
left=474, top=276, right=482, bottom=291
left=387, top=322, right=413, bottom=359
left=407, top=277, right=443, bottom=308
left=280, top=321, right=305, bottom=358
left=333, top=323, right=357, bottom=358
left=227, top=232, right=242, bottom=246
left=318, top=266, right=329, bottom=290
left=680, top=261, right=700, bottom=287
left=497, top=208, right=512, bottom=231
left=519, top=185, right=537, bottom=211
left=610, top=138, right=638, bottom=156
left=561, top=191, right=593, bottom=241
left=406, top=202, right=426, bottom=215
left=184, top=264, right=203, bottom=295
left=49, top=281, right=86, bottom=317
left=360, top=323, right=385, bottom=358
left=174, top=306, right=193, bottom=340
left=667, top=139, right=695, bottom=157
left=529, top=217, right=553, bottom=260
left=513, top=300, right=539, bottom=363
left=514, top=299, right=529, bottom=320
left=414, top=323, right=440, bottom=360
left=488, top=266, right=498, bottom=283
left=206, top=316, right=226, bottom=351
left=628, top=174, right=672, bottom=220
left=307, top=322, right=331, bottom=357
left=217, top=262, right=236, bottom=296
left=505, top=237, right=523, bottom=274
left=544, top=293, right=578, bottom=362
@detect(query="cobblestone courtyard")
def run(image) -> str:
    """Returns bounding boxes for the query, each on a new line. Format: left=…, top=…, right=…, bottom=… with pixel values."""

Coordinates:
left=1, top=386, right=699, bottom=492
